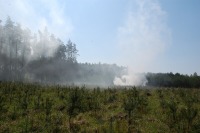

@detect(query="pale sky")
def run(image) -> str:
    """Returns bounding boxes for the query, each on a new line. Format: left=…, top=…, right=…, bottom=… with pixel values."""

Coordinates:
left=0, top=0, right=200, bottom=75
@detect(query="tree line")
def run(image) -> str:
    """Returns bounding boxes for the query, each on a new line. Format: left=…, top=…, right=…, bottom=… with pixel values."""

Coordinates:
left=0, top=17, right=124, bottom=85
left=146, top=72, right=200, bottom=88
left=1, top=17, right=199, bottom=88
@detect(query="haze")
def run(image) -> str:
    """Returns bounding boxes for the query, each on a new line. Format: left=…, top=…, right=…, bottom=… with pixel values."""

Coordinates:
left=0, top=0, right=200, bottom=79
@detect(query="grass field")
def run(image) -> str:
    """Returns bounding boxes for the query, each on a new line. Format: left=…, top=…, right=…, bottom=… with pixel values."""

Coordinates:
left=0, top=82, right=200, bottom=133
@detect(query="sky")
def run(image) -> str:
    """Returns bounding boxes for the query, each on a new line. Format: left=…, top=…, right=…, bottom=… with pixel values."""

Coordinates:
left=0, top=0, right=200, bottom=75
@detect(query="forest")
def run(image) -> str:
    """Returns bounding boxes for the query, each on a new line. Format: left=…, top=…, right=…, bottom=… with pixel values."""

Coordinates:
left=146, top=72, right=200, bottom=88
left=0, top=17, right=124, bottom=86
left=1, top=17, right=200, bottom=88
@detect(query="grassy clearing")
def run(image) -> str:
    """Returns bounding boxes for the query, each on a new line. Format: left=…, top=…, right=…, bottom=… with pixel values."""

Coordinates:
left=0, top=82, right=200, bottom=133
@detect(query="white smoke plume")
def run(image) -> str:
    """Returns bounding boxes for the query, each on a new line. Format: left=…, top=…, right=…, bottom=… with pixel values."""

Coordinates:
left=0, top=0, right=73, bottom=58
left=114, top=69, right=147, bottom=86
left=114, top=0, right=171, bottom=86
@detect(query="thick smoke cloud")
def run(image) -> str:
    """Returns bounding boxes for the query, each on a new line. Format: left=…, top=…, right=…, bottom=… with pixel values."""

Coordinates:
left=114, top=0, right=171, bottom=86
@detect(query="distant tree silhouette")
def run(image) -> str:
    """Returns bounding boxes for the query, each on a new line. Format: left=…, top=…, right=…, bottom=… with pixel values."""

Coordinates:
left=146, top=72, right=200, bottom=88
left=66, top=40, right=78, bottom=63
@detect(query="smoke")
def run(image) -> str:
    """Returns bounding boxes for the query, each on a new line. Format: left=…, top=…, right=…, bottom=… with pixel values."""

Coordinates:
left=0, top=0, right=73, bottom=58
left=114, top=0, right=171, bottom=86
left=114, top=70, right=147, bottom=86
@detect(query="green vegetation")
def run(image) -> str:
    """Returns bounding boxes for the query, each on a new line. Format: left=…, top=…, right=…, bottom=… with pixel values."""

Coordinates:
left=146, top=72, right=200, bottom=88
left=0, top=82, right=200, bottom=133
